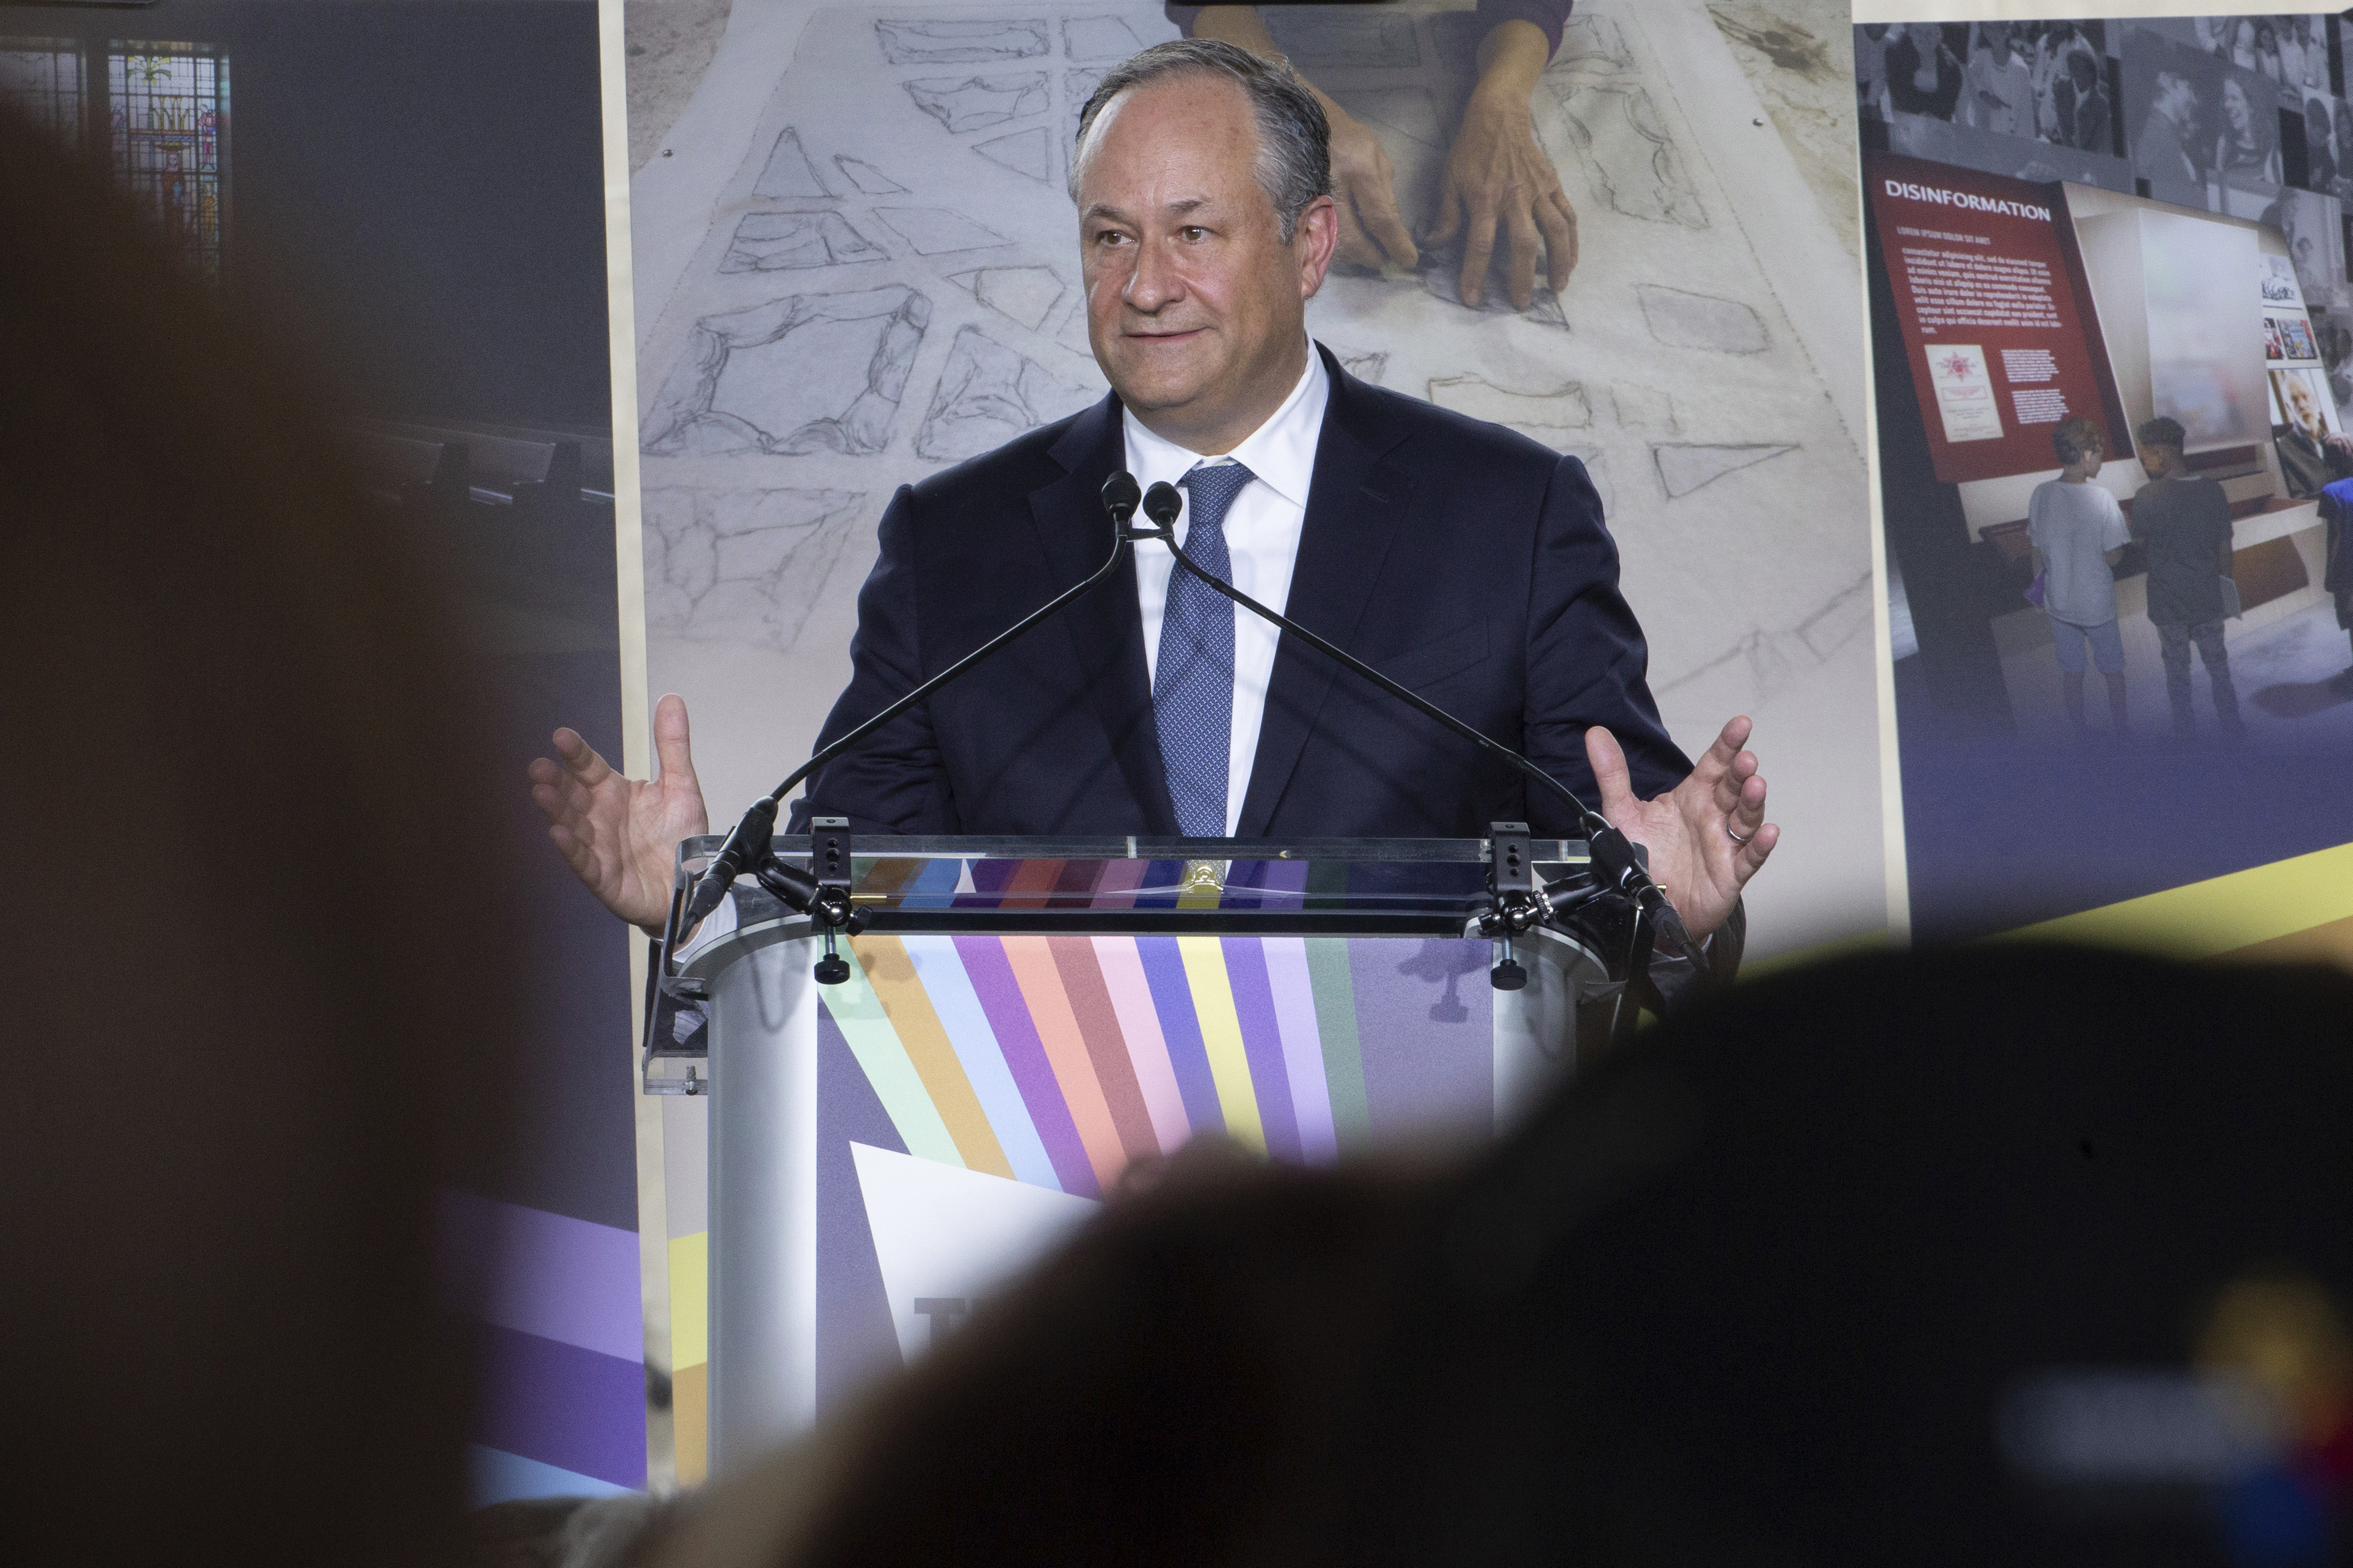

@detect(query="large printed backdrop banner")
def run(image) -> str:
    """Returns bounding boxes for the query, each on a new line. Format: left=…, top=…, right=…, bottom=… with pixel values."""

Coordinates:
left=624, top=0, right=1884, bottom=1482
left=1855, top=11, right=2353, bottom=948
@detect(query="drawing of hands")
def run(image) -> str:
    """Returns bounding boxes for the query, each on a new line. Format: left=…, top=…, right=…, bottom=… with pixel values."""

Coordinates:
left=1426, top=24, right=1578, bottom=310
left=1324, top=103, right=1419, bottom=272
left=1189, top=7, right=1575, bottom=307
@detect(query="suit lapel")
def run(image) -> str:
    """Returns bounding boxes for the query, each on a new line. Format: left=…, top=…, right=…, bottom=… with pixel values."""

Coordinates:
left=1234, top=350, right=1416, bottom=837
left=1031, top=393, right=1180, bottom=834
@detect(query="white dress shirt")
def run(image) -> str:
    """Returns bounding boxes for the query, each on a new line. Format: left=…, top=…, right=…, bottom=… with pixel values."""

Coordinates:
left=1125, top=344, right=1329, bottom=836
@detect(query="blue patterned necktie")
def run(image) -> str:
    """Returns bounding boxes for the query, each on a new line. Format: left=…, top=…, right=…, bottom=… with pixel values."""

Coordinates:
left=1154, top=461, right=1255, bottom=837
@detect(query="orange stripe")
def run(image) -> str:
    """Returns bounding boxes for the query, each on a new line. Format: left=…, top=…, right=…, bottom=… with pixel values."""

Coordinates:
left=851, top=934, right=1013, bottom=1177
left=2227, top=912, right=2353, bottom=969
left=1002, top=858, right=1065, bottom=910
left=1000, top=935, right=1128, bottom=1188
left=673, top=1362, right=709, bottom=1486
left=1048, top=935, right=1160, bottom=1158
left=859, top=856, right=921, bottom=904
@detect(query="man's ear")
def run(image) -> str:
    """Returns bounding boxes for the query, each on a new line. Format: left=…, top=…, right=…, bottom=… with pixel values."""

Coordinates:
left=1293, top=193, right=1340, bottom=300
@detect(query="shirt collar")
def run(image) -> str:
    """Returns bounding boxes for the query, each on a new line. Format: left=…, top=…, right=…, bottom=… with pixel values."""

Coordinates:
left=1120, top=340, right=1328, bottom=510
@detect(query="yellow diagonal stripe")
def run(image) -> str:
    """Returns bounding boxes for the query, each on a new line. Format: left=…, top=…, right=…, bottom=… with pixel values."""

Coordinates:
left=2000, top=841, right=2353, bottom=960
left=1176, top=935, right=1264, bottom=1153
left=668, top=1230, right=707, bottom=1370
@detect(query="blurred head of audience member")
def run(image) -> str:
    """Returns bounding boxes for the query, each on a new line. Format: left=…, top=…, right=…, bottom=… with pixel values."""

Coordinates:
left=1342, top=946, right=2353, bottom=1567
left=648, top=948, right=2350, bottom=1568
left=645, top=1140, right=1441, bottom=1568
left=0, top=105, right=521, bottom=1566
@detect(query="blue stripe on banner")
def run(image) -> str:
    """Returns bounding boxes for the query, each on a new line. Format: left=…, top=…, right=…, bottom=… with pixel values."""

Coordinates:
left=898, top=933, right=1062, bottom=1190
left=471, top=1322, right=648, bottom=1489
left=1135, top=934, right=1224, bottom=1135
left=467, top=1444, right=639, bottom=1506
left=898, top=856, right=963, bottom=909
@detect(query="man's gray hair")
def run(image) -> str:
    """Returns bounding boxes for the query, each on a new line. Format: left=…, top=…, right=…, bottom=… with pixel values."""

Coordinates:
left=1071, top=38, right=1332, bottom=243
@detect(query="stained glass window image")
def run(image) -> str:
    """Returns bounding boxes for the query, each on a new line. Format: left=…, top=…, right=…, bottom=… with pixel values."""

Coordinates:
left=110, top=44, right=228, bottom=276
left=0, top=41, right=83, bottom=153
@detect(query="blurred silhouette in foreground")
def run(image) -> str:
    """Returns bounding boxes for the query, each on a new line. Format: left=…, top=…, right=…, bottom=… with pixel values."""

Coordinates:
left=0, top=104, right=525, bottom=1566
left=644, top=947, right=2352, bottom=1568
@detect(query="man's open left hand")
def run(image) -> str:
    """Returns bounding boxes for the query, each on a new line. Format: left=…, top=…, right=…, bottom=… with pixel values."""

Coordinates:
left=1585, top=717, right=1776, bottom=943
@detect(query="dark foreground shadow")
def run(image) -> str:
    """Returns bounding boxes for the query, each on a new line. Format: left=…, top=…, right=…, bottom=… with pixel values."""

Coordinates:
left=2250, top=673, right=2353, bottom=718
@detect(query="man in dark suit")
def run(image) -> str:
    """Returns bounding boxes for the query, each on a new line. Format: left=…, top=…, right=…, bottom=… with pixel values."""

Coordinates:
left=532, top=39, right=1775, bottom=945
left=2135, top=68, right=2205, bottom=208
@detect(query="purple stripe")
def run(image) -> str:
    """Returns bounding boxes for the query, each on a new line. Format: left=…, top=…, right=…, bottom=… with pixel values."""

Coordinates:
left=438, top=1191, right=643, bottom=1363
left=816, top=1006, right=909, bottom=1416
left=1221, top=938, right=1302, bottom=1161
left=951, top=935, right=1100, bottom=1197
left=1094, top=858, right=1147, bottom=909
left=1351, top=936, right=1493, bottom=1141
left=471, top=1322, right=647, bottom=1489
left=1225, top=859, right=1308, bottom=909
left=1135, top=860, right=1186, bottom=910
left=1136, top=936, right=1222, bottom=1135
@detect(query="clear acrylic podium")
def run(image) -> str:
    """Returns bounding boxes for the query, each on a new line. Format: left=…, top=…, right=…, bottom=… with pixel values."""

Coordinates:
left=645, top=836, right=1618, bottom=1472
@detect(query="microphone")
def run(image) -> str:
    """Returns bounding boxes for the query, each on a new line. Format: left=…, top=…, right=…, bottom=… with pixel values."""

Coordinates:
left=1132, top=482, right=1699, bottom=966
left=680, top=471, right=1149, bottom=932
left=682, top=795, right=774, bottom=924
left=1103, top=468, right=1141, bottom=529
left=1141, top=479, right=1181, bottom=530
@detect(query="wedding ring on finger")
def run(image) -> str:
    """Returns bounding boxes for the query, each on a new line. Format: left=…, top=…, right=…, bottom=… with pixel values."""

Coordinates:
left=1726, top=825, right=1753, bottom=845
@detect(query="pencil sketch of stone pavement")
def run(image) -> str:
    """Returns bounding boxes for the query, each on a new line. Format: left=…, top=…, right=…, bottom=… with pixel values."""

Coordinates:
left=630, top=1, right=1878, bottom=957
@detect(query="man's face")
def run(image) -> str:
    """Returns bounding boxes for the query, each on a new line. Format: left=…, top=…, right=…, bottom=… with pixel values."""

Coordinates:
left=1074, top=73, right=1335, bottom=450
left=2141, top=445, right=2178, bottom=481
left=2290, top=378, right=2321, bottom=433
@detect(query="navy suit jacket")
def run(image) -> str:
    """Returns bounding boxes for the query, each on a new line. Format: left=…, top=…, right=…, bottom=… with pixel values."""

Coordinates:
left=791, top=344, right=1690, bottom=839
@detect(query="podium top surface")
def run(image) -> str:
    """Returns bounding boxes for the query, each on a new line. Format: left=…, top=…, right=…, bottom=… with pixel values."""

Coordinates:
left=673, top=834, right=1596, bottom=943
left=680, top=832, right=1590, bottom=864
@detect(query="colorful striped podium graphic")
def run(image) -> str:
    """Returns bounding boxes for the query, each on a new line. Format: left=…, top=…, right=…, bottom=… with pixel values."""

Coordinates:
left=665, top=854, right=1513, bottom=1474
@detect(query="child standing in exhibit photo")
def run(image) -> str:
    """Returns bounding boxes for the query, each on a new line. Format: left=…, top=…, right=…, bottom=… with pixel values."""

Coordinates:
left=2317, top=444, right=2353, bottom=695
left=2028, top=417, right=2133, bottom=738
left=2129, top=416, right=2244, bottom=740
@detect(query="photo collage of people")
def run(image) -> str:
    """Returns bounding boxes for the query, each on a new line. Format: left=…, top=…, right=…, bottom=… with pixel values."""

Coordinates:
left=1860, top=16, right=2353, bottom=437
left=1859, top=13, right=2353, bottom=942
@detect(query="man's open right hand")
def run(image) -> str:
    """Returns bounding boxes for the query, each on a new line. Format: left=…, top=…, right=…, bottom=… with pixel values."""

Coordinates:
left=528, top=692, right=710, bottom=932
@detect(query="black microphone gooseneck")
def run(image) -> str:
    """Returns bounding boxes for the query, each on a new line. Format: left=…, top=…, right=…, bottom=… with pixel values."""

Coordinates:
left=679, top=472, right=1149, bottom=927
left=1132, top=481, right=1697, bottom=964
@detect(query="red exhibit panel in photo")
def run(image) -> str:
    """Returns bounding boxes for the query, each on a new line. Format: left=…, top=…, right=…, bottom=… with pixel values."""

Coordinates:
left=1867, top=150, right=2129, bottom=483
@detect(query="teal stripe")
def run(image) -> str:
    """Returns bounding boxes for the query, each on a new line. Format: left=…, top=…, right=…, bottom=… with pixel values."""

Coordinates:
left=468, top=1445, right=635, bottom=1507
left=1305, top=938, right=1370, bottom=1153
left=820, top=948, right=965, bottom=1167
